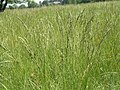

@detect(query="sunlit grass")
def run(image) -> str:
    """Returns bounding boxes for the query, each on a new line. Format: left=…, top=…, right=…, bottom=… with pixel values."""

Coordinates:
left=0, top=1, right=120, bottom=90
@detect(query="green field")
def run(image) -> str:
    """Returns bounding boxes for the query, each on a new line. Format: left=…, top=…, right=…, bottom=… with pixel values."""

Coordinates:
left=0, top=1, right=120, bottom=90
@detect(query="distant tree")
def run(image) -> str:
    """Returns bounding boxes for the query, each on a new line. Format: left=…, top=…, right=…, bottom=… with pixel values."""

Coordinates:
left=72, top=0, right=77, bottom=4
left=49, top=0, right=54, bottom=2
left=19, top=4, right=26, bottom=8
left=9, top=3, right=18, bottom=9
left=8, top=0, right=27, bottom=3
left=42, top=0, right=48, bottom=6
left=8, top=0, right=14, bottom=3
left=62, top=0, right=77, bottom=4
left=62, top=0, right=112, bottom=4
left=80, top=0, right=90, bottom=3
left=62, top=0, right=67, bottom=4
left=28, top=1, right=39, bottom=8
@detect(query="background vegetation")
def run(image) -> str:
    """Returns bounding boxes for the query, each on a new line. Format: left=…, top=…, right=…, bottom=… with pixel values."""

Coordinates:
left=6, top=0, right=120, bottom=9
left=7, top=0, right=118, bottom=5
left=0, top=1, right=120, bottom=90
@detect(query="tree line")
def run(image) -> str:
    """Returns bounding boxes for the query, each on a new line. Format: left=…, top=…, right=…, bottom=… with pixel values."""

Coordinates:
left=6, top=0, right=114, bottom=9
left=62, top=0, right=114, bottom=4
left=7, top=0, right=114, bottom=4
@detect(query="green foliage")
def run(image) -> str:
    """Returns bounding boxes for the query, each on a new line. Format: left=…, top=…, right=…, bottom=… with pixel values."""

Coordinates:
left=62, top=0, right=114, bottom=4
left=0, top=1, right=120, bottom=90
left=42, top=0, right=49, bottom=6
left=19, top=4, right=26, bottom=9
left=80, top=0, right=91, bottom=3
left=9, top=4, right=18, bottom=9
left=8, top=0, right=26, bottom=3
left=7, top=0, right=14, bottom=3
left=28, top=1, right=39, bottom=8
left=62, top=0, right=91, bottom=4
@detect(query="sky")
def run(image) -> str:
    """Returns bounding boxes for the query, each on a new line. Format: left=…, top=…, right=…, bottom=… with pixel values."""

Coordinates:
left=34, top=0, right=44, bottom=3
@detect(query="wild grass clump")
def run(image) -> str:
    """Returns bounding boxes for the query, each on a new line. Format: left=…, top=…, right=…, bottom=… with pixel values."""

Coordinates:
left=0, top=1, right=120, bottom=90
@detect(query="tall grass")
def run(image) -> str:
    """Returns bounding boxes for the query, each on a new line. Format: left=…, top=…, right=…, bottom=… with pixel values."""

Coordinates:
left=0, top=1, right=120, bottom=90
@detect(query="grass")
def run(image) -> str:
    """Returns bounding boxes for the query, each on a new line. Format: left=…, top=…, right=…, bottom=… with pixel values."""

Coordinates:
left=0, top=1, right=120, bottom=90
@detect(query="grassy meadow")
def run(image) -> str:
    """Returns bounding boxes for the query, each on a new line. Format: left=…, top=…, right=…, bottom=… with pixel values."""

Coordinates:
left=0, top=1, right=120, bottom=90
